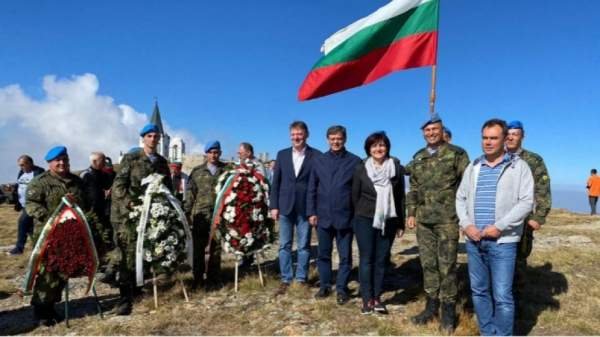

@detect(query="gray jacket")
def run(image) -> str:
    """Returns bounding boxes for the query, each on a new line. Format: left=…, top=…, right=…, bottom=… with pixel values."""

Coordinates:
left=456, top=154, right=534, bottom=243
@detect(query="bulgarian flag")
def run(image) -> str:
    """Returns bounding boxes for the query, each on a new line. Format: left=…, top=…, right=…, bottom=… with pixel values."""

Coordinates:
left=298, top=0, right=439, bottom=101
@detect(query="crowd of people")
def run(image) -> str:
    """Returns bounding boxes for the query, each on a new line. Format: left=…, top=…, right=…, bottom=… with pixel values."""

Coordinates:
left=5, top=115, right=553, bottom=335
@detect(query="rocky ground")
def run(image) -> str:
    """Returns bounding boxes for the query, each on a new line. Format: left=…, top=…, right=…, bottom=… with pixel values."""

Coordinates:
left=0, top=205, right=599, bottom=335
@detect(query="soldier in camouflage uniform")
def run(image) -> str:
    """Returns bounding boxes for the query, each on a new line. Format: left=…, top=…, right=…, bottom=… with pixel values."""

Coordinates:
left=25, top=146, right=87, bottom=326
left=110, top=124, right=173, bottom=315
left=405, top=115, right=470, bottom=333
left=184, top=140, right=227, bottom=289
left=505, top=120, right=551, bottom=308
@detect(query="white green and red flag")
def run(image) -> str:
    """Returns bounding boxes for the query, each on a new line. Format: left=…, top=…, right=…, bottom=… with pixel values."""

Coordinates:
left=298, top=0, right=439, bottom=101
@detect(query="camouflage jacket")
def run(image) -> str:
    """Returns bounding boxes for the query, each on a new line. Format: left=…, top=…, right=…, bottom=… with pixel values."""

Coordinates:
left=25, top=171, right=87, bottom=241
left=184, top=161, right=228, bottom=217
left=110, top=150, right=173, bottom=229
left=405, top=143, right=470, bottom=224
left=516, top=148, right=552, bottom=225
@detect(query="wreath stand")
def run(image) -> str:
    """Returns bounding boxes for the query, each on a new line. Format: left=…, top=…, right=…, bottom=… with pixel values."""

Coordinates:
left=233, top=251, right=266, bottom=293
left=63, top=279, right=103, bottom=328
left=149, top=268, right=190, bottom=309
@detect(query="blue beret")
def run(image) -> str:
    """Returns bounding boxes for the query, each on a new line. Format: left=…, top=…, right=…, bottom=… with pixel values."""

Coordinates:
left=443, top=126, right=452, bottom=138
left=45, top=146, right=68, bottom=162
left=421, top=113, right=443, bottom=129
left=507, top=120, right=524, bottom=130
left=204, top=140, right=221, bottom=153
left=139, top=123, right=160, bottom=137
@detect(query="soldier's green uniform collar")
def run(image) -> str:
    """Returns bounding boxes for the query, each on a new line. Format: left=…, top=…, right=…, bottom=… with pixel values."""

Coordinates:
left=48, top=171, right=75, bottom=182
left=416, top=142, right=450, bottom=159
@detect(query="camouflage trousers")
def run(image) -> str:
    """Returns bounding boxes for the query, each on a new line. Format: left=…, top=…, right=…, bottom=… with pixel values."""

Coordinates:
left=116, top=224, right=137, bottom=288
left=31, top=270, right=66, bottom=306
left=514, top=225, right=534, bottom=299
left=416, top=222, right=459, bottom=303
left=191, top=211, right=221, bottom=284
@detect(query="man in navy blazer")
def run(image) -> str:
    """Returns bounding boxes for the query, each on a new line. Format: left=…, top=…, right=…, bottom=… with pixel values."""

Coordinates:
left=270, top=121, right=322, bottom=295
left=307, top=125, right=361, bottom=305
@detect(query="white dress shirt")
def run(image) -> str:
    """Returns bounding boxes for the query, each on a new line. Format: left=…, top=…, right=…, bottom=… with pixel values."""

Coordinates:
left=292, top=146, right=307, bottom=177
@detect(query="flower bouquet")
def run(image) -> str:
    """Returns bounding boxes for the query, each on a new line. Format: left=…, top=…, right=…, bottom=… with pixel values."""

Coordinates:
left=23, top=196, right=99, bottom=294
left=212, top=160, right=274, bottom=260
left=126, top=173, right=193, bottom=287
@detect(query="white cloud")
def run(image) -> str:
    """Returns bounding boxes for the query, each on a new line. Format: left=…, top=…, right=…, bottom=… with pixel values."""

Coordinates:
left=0, top=73, right=202, bottom=183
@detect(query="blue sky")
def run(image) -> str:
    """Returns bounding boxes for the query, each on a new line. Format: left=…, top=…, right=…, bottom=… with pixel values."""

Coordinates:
left=1, top=1, right=599, bottom=207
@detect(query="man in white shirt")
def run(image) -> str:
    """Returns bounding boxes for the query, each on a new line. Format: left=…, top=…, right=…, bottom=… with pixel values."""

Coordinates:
left=270, top=121, right=322, bottom=295
left=8, top=155, right=44, bottom=256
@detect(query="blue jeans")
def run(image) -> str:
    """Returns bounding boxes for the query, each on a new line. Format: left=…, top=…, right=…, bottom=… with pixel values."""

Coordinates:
left=466, top=240, right=518, bottom=336
left=353, top=215, right=393, bottom=303
left=278, top=212, right=311, bottom=284
left=316, top=226, right=353, bottom=294
left=15, top=210, right=34, bottom=251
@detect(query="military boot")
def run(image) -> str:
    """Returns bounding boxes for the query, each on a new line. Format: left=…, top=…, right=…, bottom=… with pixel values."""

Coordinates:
left=411, top=297, right=440, bottom=325
left=33, top=303, right=60, bottom=326
left=114, top=286, right=133, bottom=315
left=440, top=302, right=456, bottom=333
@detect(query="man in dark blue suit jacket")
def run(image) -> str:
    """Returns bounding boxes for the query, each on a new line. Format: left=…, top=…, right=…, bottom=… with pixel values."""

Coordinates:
left=307, top=126, right=361, bottom=304
left=270, top=121, right=322, bottom=295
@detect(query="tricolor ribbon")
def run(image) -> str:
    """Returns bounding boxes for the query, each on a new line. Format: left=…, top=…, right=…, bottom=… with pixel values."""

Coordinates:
left=22, top=196, right=99, bottom=295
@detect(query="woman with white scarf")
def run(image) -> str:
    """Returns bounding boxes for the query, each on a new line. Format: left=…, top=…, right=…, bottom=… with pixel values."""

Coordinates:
left=352, top=131, right=405, bottom=315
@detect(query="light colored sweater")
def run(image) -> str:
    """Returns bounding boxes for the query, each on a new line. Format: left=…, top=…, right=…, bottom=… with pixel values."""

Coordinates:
left=456, top=154, right=534, bottom=243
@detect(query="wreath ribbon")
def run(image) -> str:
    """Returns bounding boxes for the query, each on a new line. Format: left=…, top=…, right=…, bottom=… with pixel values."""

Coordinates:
left=22, top=196, right=99, bottom=295
left=135, top=173, right=193, bottom=286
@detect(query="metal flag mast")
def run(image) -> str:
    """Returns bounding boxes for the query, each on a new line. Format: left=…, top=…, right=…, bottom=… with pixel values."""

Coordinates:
left=429, top=0, right=441, bottom=118
left=429, top=64, right=437, bottom=117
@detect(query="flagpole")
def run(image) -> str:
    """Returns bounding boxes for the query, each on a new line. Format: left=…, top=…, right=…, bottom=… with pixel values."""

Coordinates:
left=429, top=65, right=437, bottom=117
left=429, top=0, right=441, bottom=117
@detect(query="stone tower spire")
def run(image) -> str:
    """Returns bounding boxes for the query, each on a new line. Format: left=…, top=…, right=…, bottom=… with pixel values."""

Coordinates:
left=150, top=98, right=165, bottom=135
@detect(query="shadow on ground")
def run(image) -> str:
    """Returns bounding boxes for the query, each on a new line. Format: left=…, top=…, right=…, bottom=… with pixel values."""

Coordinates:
left=514, top=262, right=568, bottom=335
left=0, top=294, right=118, bottom=335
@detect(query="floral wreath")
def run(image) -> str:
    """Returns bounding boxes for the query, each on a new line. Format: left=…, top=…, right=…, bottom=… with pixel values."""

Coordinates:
left=126, top=173, right=193, bottom=286
left=211, top=160, right=274, bottom=259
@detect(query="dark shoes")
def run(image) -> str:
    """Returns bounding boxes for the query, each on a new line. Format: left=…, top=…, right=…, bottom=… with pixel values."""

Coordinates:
left=411, top=297, right=440, bottom=325
left=114, top=286, right=133, bottom=315
left=314, top=288, right=332, bottom=299
left=361, top=299, right=374, bottom=315
left=274, top=282, right=289, bottom=296
left=114, top=299, right=133, bottom=316
left=7, top=247, right=23, bottom=256
left=33, top=303, right=61, bottom=327
left=440, top=302, right=456, bottom=334
left=336, top=292, right=350, bottom=305
left=361, top=298, right=387, bottom=315
left=373, top=298, right=388, bottom=314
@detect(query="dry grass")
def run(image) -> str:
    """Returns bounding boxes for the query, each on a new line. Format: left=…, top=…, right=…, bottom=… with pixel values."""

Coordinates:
left=1, top=204, right=599, bottom=335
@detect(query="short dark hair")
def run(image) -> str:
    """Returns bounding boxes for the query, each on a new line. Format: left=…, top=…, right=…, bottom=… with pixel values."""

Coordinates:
left=18, top=155, right=33, bottom=164
left=481, top=118, right=508, bottom=138
left=239, top=142, right=254, bottom=156
left=289, top=120, right=309, bottom=136
left=364, top=131, right=391, bottom=157
left=326, top=125, right=347, bottom=139
left=592, top=169, right=598, bottom=174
